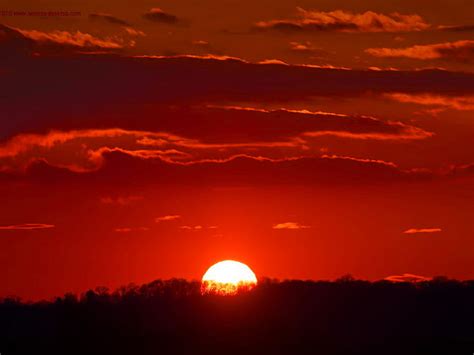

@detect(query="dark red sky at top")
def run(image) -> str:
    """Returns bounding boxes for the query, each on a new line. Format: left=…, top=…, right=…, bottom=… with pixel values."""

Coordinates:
left=0, top=0, right=473, bottom=300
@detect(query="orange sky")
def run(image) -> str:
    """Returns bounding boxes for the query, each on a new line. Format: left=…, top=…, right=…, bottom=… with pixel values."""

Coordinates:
left=0, top=0, right=473, bottom=300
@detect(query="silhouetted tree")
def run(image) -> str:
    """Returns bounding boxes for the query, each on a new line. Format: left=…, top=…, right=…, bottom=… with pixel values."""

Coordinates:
left=0, top=277, right=473, bottom=355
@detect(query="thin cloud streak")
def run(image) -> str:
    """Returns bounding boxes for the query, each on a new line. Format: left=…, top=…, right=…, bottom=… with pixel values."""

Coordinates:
left=403, top=228, right=442, bottom=234
left=366, top=40, right=474, bottom=61
left=386, top=93, right=474, bottom=111
left=0, top=223, right=55, bottom=230
left=273, top=222, right=310, bottom=230
left=114, top=227, right=149, bottom=233
left=155, top=215, right=181, bottom=222
left=180, top=225, right=204, bottom=231
left=16, top=27, right=125, bottom=49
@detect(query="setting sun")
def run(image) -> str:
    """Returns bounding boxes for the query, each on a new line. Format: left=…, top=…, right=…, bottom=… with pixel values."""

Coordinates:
left=201, top=260, right=258, bottom=295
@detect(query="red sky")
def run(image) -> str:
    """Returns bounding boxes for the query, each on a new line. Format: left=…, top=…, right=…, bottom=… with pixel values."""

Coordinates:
left=0, top=0, right=473, bottom=300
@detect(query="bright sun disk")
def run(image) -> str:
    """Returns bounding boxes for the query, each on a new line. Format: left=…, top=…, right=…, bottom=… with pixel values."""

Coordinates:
left=201, top=260, right=257, bottom=295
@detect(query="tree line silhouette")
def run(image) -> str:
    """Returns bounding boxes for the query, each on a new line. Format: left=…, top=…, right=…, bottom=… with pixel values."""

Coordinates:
left=1, top=276, right=473, bottom=354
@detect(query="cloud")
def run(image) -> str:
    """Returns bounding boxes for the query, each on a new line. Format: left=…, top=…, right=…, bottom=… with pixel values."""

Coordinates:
left=115, top=227, right=149, bottom=233
left=193, top=40, right=209, bottom=46
left=289, top=41, right=313, bottom=53
left=180, top=225, right=203, bottom=230
left=289, top=41, right=328, bottom=57
left=385, top=93, right=474, bottom=111
left=89, top=13, right=130, bottom=26
left=403, top=228, right=442, bottom=234
left=16, top=27, right=125, bottom=51
left=255, top=8, right=430, bottom=33
left=155, top=215, right=181, bottom=222
left=123, top=27, right=146, bottom=37
left=178, top=225, right=217, bottom=230
left=0, top=53, right=469, bottom=186
left=143, top=8, right=179, bottom=24
left=384, top=273, right=431, bottom=283
left=366, top=40, right=474, bottom=61
left=0, top=24, right=128, bottom=57
left=0, top=129, right=193, bottom=172
left=1, top=148, right=432, bottom=190
left=1, top=52, right=472, bottom=133
left=438, top=25, right=474, bottom=32
left=0, top=223, right=55, bottom=230
left=321, top=154, right=397, bottom=168
left=273, top=222, right=310, bottom=230
left=100, top=195, right=143, bottom=205
left=0, top=105, right=433, bottom=172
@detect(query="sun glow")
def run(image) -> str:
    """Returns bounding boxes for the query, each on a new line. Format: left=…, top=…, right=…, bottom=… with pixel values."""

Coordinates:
left=201, top=260, right=258, bottom=295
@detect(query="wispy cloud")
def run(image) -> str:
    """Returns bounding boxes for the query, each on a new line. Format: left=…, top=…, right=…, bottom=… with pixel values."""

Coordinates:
left=178, top=225, right=216, bottom=231
left=322, top=154, right=397, bottom=167
left=273, top=222, right=310, bottom=230
left=289, top=41, right=327, bottom=57
left=155, top=215, right=181, bottom=222
left=0, top=223, right=55, bottom=230
left=123, top=27, right=146, bottom=37
left=114, top=227, right=149, bottom=233
left=256, top=8, right=429, bottom=33
left=386, top=93, right=474, bottom=111
left=403, top=228, right=442, bottom=234
left=366, top=40, right=474, bottom=61
left=437, top=24, right=474, bottom=32
left=180, top=225, right=203, bottom=231
left=16, top=27, right=125, bottom=50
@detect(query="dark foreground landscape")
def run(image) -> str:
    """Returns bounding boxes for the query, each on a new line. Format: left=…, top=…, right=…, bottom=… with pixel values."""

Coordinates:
left=1, top=278, right=474, bottom=355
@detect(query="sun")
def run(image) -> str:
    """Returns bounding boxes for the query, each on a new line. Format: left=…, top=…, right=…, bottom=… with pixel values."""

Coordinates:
left=201, top=260, right=258, bottom=295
